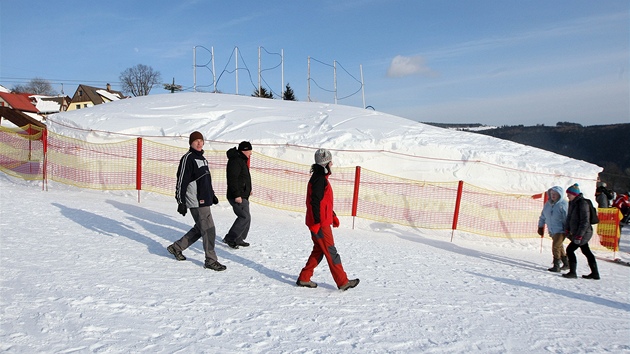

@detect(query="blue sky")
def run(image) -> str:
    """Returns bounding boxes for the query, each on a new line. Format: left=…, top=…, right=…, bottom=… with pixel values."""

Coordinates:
left=1, top=0, right=628, bottom=126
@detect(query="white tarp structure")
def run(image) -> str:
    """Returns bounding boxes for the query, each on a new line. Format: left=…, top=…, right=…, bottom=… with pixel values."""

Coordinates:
left=46, top=92, right=602, bottom=197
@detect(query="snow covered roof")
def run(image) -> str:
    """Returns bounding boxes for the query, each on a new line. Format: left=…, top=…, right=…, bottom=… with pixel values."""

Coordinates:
left=96, top=89, right=121, bottom=102
left=29, top=95, right=62, bottom=113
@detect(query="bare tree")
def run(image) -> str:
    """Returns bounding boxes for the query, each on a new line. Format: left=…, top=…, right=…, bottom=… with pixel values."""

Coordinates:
left=119, top=64, right=162, bottom=97
left=12, top=77, right=57, bottom=95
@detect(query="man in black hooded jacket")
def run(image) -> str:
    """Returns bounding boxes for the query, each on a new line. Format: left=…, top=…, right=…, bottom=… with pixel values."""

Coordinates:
left=223, top=141, right=253, bottom=249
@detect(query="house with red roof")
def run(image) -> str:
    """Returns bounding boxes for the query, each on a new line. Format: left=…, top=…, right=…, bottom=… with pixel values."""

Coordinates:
left=0, top=92, right=45, bottom=129
left=0, top=92, right=39, bottom=113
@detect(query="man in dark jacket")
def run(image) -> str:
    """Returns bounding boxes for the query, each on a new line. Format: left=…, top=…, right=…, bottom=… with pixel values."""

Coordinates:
left=223, top=141, right=253, bottom=249
left=296, top=148, right=359, bottom=291
left=595, top=183, right=610, bottom=208
left=167, top=131, right=226, bottom=271
left=562, top=183, right=599, bottom=279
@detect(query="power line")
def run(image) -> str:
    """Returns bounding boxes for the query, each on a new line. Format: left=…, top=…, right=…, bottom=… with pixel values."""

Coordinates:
left=0, top=77, right=121, bottom=85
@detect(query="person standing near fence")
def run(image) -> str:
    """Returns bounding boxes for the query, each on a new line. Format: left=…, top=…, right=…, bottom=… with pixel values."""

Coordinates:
left=296, top=148, right=360, bottom=291
left=167, top=131, right=226, bottom=271
left=223, top=141, right=253, bottom=249
left=612, top=193, right=630, bottom=229
left=537, top=186, right=569, bottom=272
left=562, top=183, right=599, bottom=279
left=595, top=182, right=610, bottom=208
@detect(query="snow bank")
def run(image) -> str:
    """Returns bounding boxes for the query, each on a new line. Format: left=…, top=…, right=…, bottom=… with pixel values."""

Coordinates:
left=46, top=92, right=601, bottom=197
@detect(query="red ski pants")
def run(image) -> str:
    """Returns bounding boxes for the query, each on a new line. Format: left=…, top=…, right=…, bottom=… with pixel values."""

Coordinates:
left=298, top=224, right=348, bottom=287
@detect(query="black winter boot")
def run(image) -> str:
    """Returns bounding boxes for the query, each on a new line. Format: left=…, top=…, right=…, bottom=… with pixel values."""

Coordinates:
left=582, top=261, right=600, bottom=280
left=562, top=260, right=577, bottom=278
left=560, top=256, right=569, bottom=271
left=167, top=244, right=186, bottom=261
left=547, top=259, right=561, bottom=272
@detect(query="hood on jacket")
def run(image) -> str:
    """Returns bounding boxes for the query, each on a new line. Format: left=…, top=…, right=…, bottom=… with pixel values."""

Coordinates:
left=226, top=147, right=246, bottom=160
left=547, top=186, right=565, bottom=203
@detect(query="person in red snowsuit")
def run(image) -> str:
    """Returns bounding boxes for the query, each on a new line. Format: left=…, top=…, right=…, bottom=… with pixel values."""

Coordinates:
left=296, top=149, right=359, bottom=291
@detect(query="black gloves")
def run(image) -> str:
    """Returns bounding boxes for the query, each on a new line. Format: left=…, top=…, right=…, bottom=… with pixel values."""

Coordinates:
left=177, top=203, right=187, bottom=216
left=537, top=227, right=544, bottom=237
left=213, top=195, right=219, bottom=205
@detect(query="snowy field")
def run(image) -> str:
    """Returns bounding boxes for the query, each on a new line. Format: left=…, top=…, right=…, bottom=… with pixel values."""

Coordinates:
left=1, top=175, right=629, bottom=353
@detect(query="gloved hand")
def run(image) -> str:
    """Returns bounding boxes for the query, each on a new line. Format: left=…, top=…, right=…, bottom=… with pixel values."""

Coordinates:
left=213, top=195, right=219, bottom=205
left=537, top=227, right=544, bottom=237
left=177, top=203, right=187, bottom=216
left=573, top=235, right=583, bottom=244
left=333, top=214, right=340, bottom=228
left=309, top=223, right=321, bottom=234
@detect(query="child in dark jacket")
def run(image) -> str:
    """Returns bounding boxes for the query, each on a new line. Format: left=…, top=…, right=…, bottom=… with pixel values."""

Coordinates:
left=562, top=184, right=599, bottom=280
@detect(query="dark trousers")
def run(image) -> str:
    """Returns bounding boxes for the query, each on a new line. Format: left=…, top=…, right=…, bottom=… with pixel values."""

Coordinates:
left=225, top=198, right=251, bottom=243
left=174, top=206, right=217, bottom=263
left=566, top=241, right=596, bottom=266
left=298, top=224, right=349, bottom=287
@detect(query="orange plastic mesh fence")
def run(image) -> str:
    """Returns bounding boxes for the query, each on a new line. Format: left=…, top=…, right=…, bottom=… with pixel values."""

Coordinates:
left=248, top=153, right=309, bottom=211
left=0, top=127, right=621, bottom=252
left=46, top=133, right=137, bottom=190
left=138, top=139, right=181, bottom=195
left=140, top=140, right=228, bottom=198
left=354, top=169, right=458, bottom=229
left=456, top=184, right=542, bottom=238
left=249, top=154, right=358, bottom=214
left=0, top=125, right=44, bottom=180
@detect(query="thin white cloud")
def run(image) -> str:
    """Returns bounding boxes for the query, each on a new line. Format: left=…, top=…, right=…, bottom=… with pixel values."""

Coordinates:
left=387, top=55, right=438, bottom=78
left=421, top=12, right=628, bottom=60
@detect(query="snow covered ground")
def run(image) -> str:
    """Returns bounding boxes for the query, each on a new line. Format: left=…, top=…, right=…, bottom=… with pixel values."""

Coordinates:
left=1, top=175, right=629, bottom=353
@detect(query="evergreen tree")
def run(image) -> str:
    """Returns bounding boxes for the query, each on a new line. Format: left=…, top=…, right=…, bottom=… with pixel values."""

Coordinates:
left=252, top=86, right=273, bottom=99
left=282, top=83, right=296, bottom=101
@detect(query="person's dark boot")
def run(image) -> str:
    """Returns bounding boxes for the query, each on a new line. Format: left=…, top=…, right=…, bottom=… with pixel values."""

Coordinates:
left=222, top=237, right=239, bottom=249
left=560, top=256, right=569, bottom=271
left=562, top=260, right=577, bottom=278
left=547, top=259, right=561, bottom=272
left=167, top=244, right=186, bottom=261
left=582, top=261, right=600, bottom=280
left=339, top=279, right=360, bottom=291
left=204, top=260, right=226, bottom=271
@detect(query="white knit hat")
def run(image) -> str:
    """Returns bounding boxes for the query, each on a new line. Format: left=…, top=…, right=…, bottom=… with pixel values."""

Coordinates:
left=314, top=148, right=332, bottom=166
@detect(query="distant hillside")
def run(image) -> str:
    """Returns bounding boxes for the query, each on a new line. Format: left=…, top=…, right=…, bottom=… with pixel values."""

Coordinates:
left=424, top=122, right=630, bottom=193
